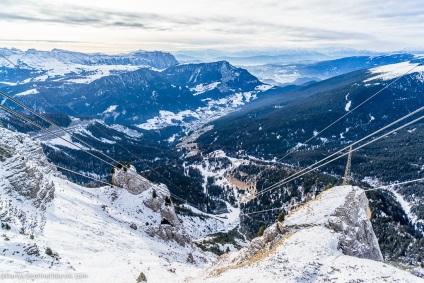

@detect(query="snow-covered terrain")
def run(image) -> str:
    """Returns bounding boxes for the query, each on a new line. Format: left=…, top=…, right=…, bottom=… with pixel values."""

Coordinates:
left=137, top=89, right=265, bottom=133
left=1, top=177, right=213, bottom=282
left=365, top=61, right=424, bottom=82
left=0, top=48, right=177, bottom=85
left=0, top=126, right=218, bottom=282
left=36, top=117, right=143, bottom=150
left=190, top=186, right=422, bottom=282
left=1, top=127, right=422, bottom=282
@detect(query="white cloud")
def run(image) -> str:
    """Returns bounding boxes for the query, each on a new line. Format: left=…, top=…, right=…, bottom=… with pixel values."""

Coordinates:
left=0, top=0, right=423, bottom=52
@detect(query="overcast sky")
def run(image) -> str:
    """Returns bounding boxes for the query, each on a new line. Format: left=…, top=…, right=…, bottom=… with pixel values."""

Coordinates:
left=0, top=0, right=423, bottom=53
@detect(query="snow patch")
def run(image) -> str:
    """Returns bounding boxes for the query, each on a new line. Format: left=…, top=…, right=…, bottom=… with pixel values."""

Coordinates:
left=364, top=62, right=424, bottom=82
left=345, top=100, right=352, bottom=111
left=102, top=105, right=118, bottom=114
left=190, top=82, right=221, bottom=96
left=14, top=88, right=39, bottom=97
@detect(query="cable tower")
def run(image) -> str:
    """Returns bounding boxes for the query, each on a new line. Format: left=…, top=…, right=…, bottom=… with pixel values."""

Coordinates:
left=343, top=145, right=353, bottom=185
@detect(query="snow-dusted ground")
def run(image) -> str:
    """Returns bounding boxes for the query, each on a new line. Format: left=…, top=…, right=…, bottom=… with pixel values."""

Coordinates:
left=137, top=87, right=269, bottom=133
left=189, top=186, right=422, bottom=282
left=179, top=202, right=240, bottom=240
left=1, top=130, right=421, bottom=282
left=14, top=88, right=39, bottom=97
left=364, top=61, right=424, bottom=82
left=190, top=82, right=221, bottom=96
left=36, top=117, right=144, bottom=150
left=0, top=177, right=215, bottom=283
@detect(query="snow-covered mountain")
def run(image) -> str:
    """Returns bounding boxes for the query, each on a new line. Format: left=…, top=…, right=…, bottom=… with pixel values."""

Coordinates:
left=0, top=48, right=178, bottom=85
left=1, top=126, right=422, bottom=282
left=193, top=58, right=424, bottom=265
left=0, top=48, right=272, bottom=130
left=244, top=53, right=418, bottom=85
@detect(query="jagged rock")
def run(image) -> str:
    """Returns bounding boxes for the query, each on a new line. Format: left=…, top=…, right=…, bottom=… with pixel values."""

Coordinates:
left=187, top=253, right=195, bottom=264
left=24, top=244, right=40, bottom=256
left=230, top=223, right=283, bottom=265
left=0, top=127, right=58, bottom=234
left=192, top=186, right=420, bottom=282
left=0, top=127, right=205, bottom=281
left=112, top=166, right=191, bottom=246
left=327, top=188, right=383, bottom=261
left=262, top=223, right=280, bottom=243
left=157, top=224, right=191, bottom=246
left=111, top=165, right=151, bottom=195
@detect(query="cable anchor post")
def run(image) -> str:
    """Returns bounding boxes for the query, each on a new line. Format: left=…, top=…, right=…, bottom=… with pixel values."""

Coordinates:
left=343, top=145, right=353, bottom=185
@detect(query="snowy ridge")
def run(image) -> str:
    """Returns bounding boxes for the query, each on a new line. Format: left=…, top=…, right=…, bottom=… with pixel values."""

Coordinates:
left=364, top=61, right=424, bottom=82
left=0, top=127, right=58, bottom=234
left=0, top=48, right=177, bottom=85
left=190, top=186, right=421, bottom=282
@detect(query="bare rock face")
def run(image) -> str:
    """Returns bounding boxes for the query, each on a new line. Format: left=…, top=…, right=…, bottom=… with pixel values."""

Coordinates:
left=145, top=189, right=191, bottom=246
left=231, top=223, right=283, bottom=265
left=328, top=188, right=383, bottom=261
left=0, top=127, right=58, bottom=234
left=195, top=186, right=408, bottom=283
left=111, top=165, right=151, bottom=194
left=112, top=167, right=191, bottom=246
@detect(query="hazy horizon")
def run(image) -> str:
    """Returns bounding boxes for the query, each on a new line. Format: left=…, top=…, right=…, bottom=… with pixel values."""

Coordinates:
left=0, top=0, right=423, bottom=53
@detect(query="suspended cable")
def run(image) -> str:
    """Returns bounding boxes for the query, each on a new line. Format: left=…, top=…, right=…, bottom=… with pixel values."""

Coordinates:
left=274, top=62, right=421, bottom=163
left=0, top=90, right=123, bottom=167
left=243, top=177, right=424, bottom=216
left=0, top=53, right=208, bottom=211
left=246, top=62, right=422, bottom=191
left=257, top=113, right=424, bottom=197
left=257, top=104, right=424, bottom=195
left=0, top=104, right=117, bottom=168
left=0, top=102, right=184, bottom=205
left=55, top=165, right=115, bottom=187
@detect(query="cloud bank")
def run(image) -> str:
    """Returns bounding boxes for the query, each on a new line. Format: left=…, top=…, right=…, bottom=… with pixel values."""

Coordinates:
left=0, top=0, right=423, bottom=52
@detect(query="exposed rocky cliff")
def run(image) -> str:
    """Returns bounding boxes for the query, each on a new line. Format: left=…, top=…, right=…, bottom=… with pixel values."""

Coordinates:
left=0, top=127, right=209, bottom=282
left=111, top=165, right=191, bottom=246
left=189, top=186, right=421, bottom=282
left=0, top=127, right=58, bottom=235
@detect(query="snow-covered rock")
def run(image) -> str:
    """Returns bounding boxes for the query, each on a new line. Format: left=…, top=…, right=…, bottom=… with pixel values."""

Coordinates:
left=190, top=186, right=421, bottom=282
left=412, top=267, right=424, bottom=278
left=111, top=163, right=193, bottom=246
left=0, top=127, right=210, bottom=282
left=0, top=127, right=58, bottom=235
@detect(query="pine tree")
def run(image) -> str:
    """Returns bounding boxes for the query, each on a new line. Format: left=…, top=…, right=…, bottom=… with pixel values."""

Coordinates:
left=136, top=272, right=147, bottom=282
left=45, top=247, right=53, bottom=256
left=257, top=226, right=265, bottom=237
left=277, top=210, right=285, bottom=222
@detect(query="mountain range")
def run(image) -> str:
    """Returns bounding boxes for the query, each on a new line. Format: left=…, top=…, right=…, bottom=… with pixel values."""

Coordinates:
left=1, top=48, right=424, bottom=281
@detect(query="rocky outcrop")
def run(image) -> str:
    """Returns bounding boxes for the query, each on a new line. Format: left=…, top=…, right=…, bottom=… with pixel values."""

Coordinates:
left=191, top=186, right=420, bottom=282
left=328, top=188, right=383, bottom=261
left=111, top=165, right=151, bottom=194
left=143, top=186, right=191, bottom=246
left=112, top=165, right=191, bottom=246
left=0, top=127, right=58, bottom=234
